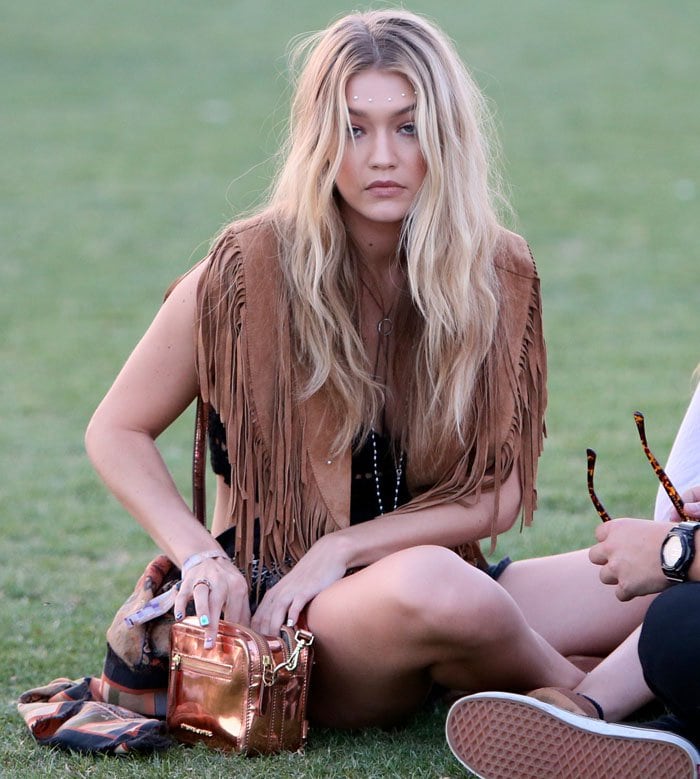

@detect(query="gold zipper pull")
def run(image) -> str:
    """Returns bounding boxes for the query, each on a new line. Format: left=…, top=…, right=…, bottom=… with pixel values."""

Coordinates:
left=262, top=655, right=275, bottom=686
left=171, top=652, right=182, bottom=670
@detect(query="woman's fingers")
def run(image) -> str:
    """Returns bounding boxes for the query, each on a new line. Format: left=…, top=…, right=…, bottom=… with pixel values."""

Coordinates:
left=252, top=586, right=310, bottom=636
left=174, top=559, right=250, bottom=647
left=223, top=590, right=251, bottom=627
left=286, top=596, right=305, bottom=628
left=191, top=576, right=216, bottom=646
left=173, top=582, right=190, bottom=623
left=251, top=543, right=346, bottom=634
left=286, top=606, right=300, bottom=629
left=251, top=590, right=285, bottom=636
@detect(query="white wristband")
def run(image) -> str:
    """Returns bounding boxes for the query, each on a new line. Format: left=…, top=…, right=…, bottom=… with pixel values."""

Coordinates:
left=182, top=549, right=229, bottom=575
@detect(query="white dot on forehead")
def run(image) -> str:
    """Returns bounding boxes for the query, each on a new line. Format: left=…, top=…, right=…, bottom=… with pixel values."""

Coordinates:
left=347, top=94, right=416, bottom=103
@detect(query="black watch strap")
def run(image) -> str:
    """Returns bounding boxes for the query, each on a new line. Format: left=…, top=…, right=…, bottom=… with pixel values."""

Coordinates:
left=661, top=521, right=700, bottom=583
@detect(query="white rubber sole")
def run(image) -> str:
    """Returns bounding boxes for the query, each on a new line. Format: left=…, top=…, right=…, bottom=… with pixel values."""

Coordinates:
left=445, top=691, right=700, bottom=779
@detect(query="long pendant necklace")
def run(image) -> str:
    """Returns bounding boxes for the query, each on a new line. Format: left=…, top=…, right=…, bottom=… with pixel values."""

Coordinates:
left=370, top=428, right=405, bottom=514
left=359, top=270, right=405, bottom=515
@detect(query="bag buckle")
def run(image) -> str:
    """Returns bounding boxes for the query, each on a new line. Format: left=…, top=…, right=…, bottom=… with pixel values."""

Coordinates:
left=264, top=630, right=314, bottom=686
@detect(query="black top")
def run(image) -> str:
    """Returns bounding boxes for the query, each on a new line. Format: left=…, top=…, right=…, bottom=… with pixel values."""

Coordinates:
left=208, top=408, right=410, bottom=522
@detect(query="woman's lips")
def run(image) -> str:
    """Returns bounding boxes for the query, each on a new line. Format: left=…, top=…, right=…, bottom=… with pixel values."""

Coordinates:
left=366, top=180, right=404, bottom=196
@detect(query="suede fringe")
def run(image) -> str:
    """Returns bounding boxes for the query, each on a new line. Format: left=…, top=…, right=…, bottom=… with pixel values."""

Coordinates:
left=194, top=227, right=339, bottom=581
left=389, top=241, right=547, bottom=560
left=191, top=221, right=546, bottom=576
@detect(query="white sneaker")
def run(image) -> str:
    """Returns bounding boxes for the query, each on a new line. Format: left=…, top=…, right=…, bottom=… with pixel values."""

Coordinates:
left=445, top=691, right=700, bottom=779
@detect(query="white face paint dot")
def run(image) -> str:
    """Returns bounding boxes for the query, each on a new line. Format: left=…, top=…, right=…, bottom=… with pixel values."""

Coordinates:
left=367, top=97, right=373, bottom=102
left=352, top=95, right=359, bottom=100
left=387, top=96, right=392, bottom=101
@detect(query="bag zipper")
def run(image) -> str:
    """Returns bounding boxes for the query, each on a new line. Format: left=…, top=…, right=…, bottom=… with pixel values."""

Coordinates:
left=171, top=652, right=233, bottom=679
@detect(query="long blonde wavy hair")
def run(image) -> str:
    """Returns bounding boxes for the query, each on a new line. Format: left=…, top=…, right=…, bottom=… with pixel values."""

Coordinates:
left=268, top=9, right=506, bottom=459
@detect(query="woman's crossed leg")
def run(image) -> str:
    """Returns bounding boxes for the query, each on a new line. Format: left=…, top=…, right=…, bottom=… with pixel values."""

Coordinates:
left=305, top=545, right=612, bottom=728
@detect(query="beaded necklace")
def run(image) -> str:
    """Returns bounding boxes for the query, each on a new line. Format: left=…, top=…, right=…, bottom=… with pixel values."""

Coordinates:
left=369, top=429, right=405, bottom=514
left=359, top=270, right=406, bottom=515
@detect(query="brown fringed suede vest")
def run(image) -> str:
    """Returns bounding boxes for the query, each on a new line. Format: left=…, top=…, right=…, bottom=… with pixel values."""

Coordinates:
left=192, top=214, right=546, bottom=575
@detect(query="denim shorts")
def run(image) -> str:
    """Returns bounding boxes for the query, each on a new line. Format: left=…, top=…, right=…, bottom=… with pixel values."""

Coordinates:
left=485, top=556, right=513, bottom=580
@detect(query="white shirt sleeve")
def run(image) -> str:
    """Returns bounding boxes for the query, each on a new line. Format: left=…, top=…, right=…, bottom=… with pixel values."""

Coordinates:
left=654, top=380, right=700, bottom=521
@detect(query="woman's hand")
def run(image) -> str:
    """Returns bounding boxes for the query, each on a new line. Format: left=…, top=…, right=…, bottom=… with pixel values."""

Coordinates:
left=251, top=534, right=350, bottom=636
left=174, top=556, right=251, bottom=646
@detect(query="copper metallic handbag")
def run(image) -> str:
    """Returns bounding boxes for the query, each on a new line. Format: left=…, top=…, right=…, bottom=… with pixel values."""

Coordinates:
left=166, top=616, right=314, bottom=754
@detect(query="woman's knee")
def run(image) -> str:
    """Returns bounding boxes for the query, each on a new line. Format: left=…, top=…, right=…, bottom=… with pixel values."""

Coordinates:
left=377, top=545, right=518, bottom=640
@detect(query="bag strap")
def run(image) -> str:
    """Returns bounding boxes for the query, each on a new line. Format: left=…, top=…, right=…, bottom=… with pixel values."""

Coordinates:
left=192, top=396, right=209, bottom=526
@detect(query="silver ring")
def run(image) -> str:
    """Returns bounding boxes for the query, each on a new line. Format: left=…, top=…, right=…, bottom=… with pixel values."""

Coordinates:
left=193, top=577, right=213, bottom=591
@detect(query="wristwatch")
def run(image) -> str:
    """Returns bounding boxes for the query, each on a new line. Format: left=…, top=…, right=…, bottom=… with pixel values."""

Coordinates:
left=660, top=521, right=700, bottom=582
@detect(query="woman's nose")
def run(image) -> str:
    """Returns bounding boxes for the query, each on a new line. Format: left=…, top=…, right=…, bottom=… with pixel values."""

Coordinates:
left=369, top=132, right=397, bottom=169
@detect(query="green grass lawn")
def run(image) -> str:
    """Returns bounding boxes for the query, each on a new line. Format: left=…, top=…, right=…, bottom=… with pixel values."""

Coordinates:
left=2, top=1, right=698, bottom=776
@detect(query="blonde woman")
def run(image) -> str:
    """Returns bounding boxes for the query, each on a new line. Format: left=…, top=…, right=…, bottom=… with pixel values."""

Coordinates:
left=85, top=10, right=649, bottom=729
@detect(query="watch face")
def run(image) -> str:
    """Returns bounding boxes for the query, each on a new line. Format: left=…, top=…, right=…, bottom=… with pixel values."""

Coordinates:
left=663, top=534, right=684, bottom=567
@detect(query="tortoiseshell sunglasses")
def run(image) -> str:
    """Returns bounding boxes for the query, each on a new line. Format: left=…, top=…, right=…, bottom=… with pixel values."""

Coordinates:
left=586, top=411, right=689, bottom=523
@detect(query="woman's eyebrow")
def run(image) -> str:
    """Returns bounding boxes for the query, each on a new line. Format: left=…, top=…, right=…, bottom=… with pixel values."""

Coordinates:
left=348, top=103, right=417, bottom=119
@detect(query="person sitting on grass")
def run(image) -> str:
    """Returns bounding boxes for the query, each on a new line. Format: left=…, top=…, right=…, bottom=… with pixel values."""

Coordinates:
left=19, top=9, right=656, bottom=753
left=446, top=376, right=700, bottom=779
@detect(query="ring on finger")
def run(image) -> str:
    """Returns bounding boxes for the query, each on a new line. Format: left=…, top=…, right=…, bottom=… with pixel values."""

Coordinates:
left=193, top=577, right=213, bottom=591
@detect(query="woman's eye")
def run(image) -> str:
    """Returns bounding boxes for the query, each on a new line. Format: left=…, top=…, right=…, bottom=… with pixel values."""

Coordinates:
left=399, top=122, right=417, bottom=136
left=349, top=125, right=363, bottom=139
